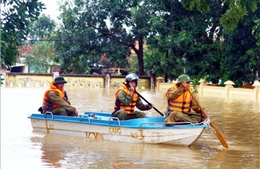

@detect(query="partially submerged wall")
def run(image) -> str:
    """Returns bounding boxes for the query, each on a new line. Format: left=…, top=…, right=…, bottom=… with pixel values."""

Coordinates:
left=4, top=73, right=151, bottom=90
left=156, top=79, right=260, bottom=102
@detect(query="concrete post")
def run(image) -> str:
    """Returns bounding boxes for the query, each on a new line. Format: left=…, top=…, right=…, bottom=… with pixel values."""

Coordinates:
left=198, top=79, right=207, bottom=96
left=51, top=67, right=61, bottom=79
left=156, top=77, right=164, bottom=91
left=149, top=70, right=156, bottom=89
left=105, top=73, right=110, bottom=88
left=1, top=71, right=6, bottom=88
left=252, top=80, right=260, bottom=101
left=224, top=80, right=235, bottom=98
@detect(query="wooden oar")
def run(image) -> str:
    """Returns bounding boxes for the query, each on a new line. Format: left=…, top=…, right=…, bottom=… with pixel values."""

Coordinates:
left=188, top=89, right=229, bottom=148
left=135, top=90, right=164, bottom=116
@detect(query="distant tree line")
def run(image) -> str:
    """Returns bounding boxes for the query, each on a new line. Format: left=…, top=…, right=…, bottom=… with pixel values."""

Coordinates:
left=1, top=0, right=259, bottom=86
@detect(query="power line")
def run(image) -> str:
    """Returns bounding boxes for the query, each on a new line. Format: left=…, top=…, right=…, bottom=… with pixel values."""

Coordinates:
left=25, top=39, right=85, bottom=42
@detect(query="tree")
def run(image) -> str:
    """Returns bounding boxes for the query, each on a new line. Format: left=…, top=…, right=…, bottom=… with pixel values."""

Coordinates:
left=179, top=0, right=260, bottom=84
left=1, top=0, right=45, bottom=68
left=24, top=42, right=58, bottom=73
left=144, top=0, right=259, bottom=84
left=252, top=19, right=260, bottom=46
left=54, top=0, right=259, bottom=84
left=181, top=0, right=258, bottom=30
left=219, top=8, right=260, bottom=85
left=56, top=0, right=157, bottom=75
left=19, top=13, right=58, bottom=73
left=28, top=14, right=56, bottom=41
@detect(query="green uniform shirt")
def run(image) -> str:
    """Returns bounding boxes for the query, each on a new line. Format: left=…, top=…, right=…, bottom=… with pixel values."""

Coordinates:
left=117, top=90, right=151, bottom=111
left=48, top=91, right=76, bottom=112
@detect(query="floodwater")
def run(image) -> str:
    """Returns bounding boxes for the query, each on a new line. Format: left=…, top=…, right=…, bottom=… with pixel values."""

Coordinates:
left=1, top=87, right=259, bottom=169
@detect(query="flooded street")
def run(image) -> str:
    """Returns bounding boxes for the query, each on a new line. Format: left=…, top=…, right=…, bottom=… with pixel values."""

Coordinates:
left=1, top=87, right=259, bottom=169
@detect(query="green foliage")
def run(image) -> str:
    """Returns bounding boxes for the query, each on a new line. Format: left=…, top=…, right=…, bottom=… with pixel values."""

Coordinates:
left=54, top=0, right=109, bottom=74
left=1, top=0, right=45, bottom=67
left=182, top=0, right=258, bottom=31
left=56, top=0, right=161, bottom=75
left=24, top=42, right=58, bottom=73
left=147, top=0, right=259, bottom=86
left=51, top=0, right=259, bottom=87
left=20, top=14, right=58, bottom=73
left=62, top=54, right=91, bottom=74
left=219, top=19, right=259, bottom=86
left=182, top=0, right=210, bottom=12
left=252, top=19, right=260, bottom=46
left=28, top=14, right=56, bottom=41
left=127, top=54, right=138, bottom=74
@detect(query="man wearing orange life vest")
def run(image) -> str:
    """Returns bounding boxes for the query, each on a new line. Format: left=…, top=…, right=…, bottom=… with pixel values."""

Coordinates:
left=164, top=74, right=205, bottom=124
left=112, top=73, right=153, bottom=120
left=41, top=76, right=78, bottom=117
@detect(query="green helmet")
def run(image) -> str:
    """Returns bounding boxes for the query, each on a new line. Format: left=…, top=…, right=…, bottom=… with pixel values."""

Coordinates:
left=176, top=74, right=193, bottom=84
left=53, top=76, right=67, bottom=84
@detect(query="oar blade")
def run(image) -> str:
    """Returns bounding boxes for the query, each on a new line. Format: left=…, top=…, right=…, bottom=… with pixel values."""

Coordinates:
left=188, top=88, right=229, bottom=148
left=210, top=122, right=229, bottom=148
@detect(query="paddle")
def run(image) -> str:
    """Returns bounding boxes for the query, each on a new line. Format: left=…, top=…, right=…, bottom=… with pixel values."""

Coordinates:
left=188, top=89, right=229, bottom=148
left=134, top=90, right=164, bottom=116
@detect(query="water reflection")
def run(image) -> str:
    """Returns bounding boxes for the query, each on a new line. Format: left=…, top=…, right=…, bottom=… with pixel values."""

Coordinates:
left=30, top=133, right=210, bottom=169
left=31, top=134, right=64, bottom=167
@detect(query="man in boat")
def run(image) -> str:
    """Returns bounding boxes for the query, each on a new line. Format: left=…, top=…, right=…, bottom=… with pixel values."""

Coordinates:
left=164, top=74, right=205, bottom=124
left=112, top=73, right=153, bottom=120
left=40, top=76, right=78, bottom=117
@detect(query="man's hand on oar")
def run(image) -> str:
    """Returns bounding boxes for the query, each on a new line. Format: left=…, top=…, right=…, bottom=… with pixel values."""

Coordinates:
left=188, top=89, right=229, bottom=148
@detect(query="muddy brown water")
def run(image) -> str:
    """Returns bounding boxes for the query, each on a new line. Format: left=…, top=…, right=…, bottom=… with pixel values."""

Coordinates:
left=1, top=88, right=259, bottom=169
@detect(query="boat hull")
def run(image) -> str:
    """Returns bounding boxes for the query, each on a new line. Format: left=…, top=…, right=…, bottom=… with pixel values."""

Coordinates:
left=29, top=112, right=209, bottom=146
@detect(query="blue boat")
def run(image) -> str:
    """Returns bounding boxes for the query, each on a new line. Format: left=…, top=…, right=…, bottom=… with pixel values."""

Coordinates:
left=28, top=111, right=209, bottom=146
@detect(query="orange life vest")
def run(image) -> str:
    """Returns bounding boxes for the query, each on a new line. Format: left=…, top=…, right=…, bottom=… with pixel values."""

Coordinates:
left=166, top=84, right=192, bottom=113
left=114, top=85, right=138, bottom=114
left=42, top=81, right=66, bottom=111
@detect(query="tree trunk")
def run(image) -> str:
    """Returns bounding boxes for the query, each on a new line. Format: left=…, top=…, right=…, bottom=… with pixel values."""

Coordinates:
left=132, top=39, right=145, bottom=76
left=164, top=50, right=169, bottom=82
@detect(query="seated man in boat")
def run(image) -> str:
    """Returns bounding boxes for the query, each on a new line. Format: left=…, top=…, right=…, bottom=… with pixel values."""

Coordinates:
left=40, top=76, right=78, bottom=117
left=112, top=73, right=153, bottom=120
left=164, top=74, right=205, bottom=124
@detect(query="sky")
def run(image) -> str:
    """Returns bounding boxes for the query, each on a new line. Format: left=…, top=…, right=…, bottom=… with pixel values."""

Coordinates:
left=40, top=0, right=61, bottom=22
left=0, top=1, right=56, bottom=21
